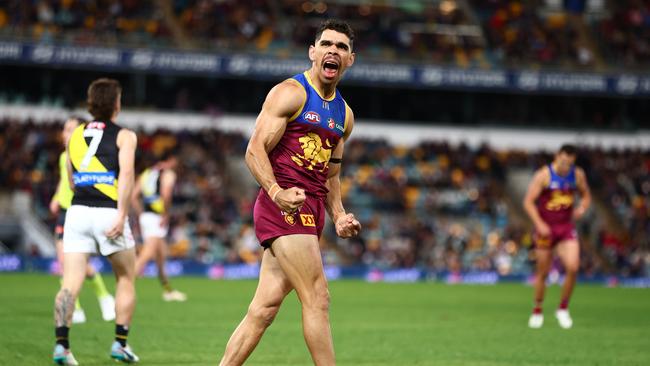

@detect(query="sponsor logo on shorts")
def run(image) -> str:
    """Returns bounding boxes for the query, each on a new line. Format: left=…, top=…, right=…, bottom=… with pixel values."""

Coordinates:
left=300, top=214, right=316, bottom=227
left=284, top=213, right=296, bottom=226
left=303, top=111, right=321, bottom=124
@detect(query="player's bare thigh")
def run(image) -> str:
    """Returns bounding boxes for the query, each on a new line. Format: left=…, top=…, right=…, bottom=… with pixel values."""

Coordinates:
left=269, top=234, right=328, bottom=303
left=249, top=248, right=293, bottom=309
left=555, top=239, right=580, bottom=273
left=534, top=247, right=553, bottom=274
left=56, top=240, right=97, bottom=277
left=108, top=247, right=137, bottom=278
left=61, top=252, right=90, bottom=295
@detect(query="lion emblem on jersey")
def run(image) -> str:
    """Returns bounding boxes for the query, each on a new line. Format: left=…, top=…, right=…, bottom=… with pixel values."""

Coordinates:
left=291, top=132, right=332, bottom=172
left=546, top=191, right=574, bottom=211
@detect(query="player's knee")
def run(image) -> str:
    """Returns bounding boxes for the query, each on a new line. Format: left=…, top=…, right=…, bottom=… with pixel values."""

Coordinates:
left=536, top=266, right=550, bottom=278
left=116, top=275, right=136, bottom=290
left=305, top=287, right=330, bottom=312
left=565, top=263, right=579, bottom=274
left=56, top=287, right=79, bottom=300
left=115, top=264, right=137, bottom=280
left=248, top=304, right=280, bottom=328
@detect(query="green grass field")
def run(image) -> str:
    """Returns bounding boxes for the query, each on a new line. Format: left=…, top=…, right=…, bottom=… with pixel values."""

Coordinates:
left=1, top=273, right=649, bottom=365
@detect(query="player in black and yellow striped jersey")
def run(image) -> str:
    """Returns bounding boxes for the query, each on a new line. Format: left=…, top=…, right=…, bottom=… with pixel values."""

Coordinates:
left=53, top=79, right=139, bottom=365
left=132, top=151, right=187, bottom=302
left=49, top=117, right=116, bottom=325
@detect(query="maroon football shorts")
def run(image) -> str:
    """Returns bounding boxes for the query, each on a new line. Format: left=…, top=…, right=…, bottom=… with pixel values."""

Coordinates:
left=253, top=188, right=326, bottom=247
left=533, top=222, right=578, bottom=250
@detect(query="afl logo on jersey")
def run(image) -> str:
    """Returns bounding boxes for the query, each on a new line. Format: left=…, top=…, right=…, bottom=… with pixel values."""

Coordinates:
left=303, top=111, right=321, bottom=124
left=87, top=122, right=106, bottom=129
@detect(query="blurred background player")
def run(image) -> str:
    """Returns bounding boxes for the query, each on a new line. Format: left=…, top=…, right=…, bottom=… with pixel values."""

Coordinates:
left=132, top=151, right=187, bottom=302
left=49, top=116, right=116, bottom=324
left=523, top=144, right=591, bottom=329
left=53, top=78, right=139, bottom=365
left=219, top=19, right=361, bottom=366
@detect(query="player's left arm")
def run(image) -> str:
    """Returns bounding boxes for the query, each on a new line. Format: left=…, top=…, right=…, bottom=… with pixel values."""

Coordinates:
left=325, top=106, right=361, bottom=238
left=573, top=167, right=591, bottom=220
left=106, top=129, right=137, bottom=239
left=159, top=169, right=176, bottom=226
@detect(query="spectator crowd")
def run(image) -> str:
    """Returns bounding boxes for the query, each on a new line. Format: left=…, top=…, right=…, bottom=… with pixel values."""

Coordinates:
left=1, top=117, right=648, bottom=278
left=1, top=0, right=648, bottom=67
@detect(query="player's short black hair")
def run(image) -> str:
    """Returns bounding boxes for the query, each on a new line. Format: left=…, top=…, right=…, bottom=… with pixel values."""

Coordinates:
left=87, top=78, right=121, bottom=121
left=315, top=19, right=354, bottom=49
left=159, top=146, right=178, bottom=162
left=559, top=144, right=577, bottom=156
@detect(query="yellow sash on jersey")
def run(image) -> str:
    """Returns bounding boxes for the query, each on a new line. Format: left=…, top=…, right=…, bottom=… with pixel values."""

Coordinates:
left=140, top=168, right=164, bottom=214
left=68, top=125, right=118, bottom=201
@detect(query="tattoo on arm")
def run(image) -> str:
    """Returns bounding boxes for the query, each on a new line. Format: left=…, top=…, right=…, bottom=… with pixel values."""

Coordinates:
left=54, top=289, right=74, bottom=327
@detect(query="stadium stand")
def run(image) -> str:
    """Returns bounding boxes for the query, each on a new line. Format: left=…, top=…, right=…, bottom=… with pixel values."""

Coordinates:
left=596, top=0, right=650, bottom=67
left=1, top=0, right=648, bottom=67
left=0, top=0, right=169, bottom=46
left=1, top=117, right=647, bottom=277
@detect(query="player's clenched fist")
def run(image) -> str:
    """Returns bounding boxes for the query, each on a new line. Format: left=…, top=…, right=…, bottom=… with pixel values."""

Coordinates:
left=272, top=186, right=306, bottom=213
left=335, top=213, right=361, bottom=238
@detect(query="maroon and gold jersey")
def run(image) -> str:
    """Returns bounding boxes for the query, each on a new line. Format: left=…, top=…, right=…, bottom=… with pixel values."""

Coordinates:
left=269, top=71, right=350, bottom=198
left=536, top=164, right=577, bottom=225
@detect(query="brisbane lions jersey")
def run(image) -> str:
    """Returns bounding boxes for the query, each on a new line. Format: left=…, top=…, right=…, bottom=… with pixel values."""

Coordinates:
left=269, top=71, right=351, bottom=198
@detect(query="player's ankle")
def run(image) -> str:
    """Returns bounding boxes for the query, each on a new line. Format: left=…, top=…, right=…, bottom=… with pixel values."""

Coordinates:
left=55, top=326, right=70, bottom=349
left=558, top=298, right=569, bottom=310
left=115, top=324, right=129, bottom=347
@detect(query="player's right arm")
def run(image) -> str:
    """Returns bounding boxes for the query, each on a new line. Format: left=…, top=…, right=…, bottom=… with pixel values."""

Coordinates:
left=523, top=167, right=551, bottom=237
left=245, top=80, right=306, bottom=213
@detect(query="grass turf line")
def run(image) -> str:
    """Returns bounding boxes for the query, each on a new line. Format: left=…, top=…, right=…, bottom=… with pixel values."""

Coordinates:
left=0, top=273, right=648, bottom=365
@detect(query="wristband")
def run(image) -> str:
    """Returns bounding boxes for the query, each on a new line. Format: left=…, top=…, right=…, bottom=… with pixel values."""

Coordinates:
left=272, top=189, right=281, bottom=203
left=268, top=183, right=281, bottom=202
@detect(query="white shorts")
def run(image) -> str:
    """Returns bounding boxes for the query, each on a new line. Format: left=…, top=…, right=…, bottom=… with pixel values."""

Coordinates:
left=63, top=205, right=135, bottom=256
left=139, top=212, right=168, bottom=240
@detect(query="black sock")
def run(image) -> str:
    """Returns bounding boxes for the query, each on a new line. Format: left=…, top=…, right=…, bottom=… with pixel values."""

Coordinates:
left=55, top=326, right=70, bottom=349
left=115, top=324, right=129, bottom=347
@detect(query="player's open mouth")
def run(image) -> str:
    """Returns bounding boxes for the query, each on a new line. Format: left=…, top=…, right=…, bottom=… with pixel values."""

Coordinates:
left=323, top=60, right=339, bottom=78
